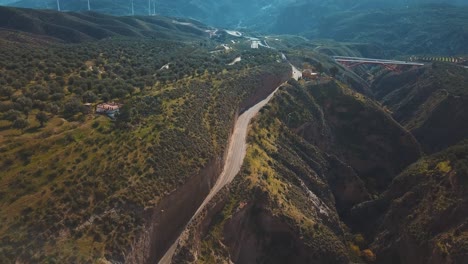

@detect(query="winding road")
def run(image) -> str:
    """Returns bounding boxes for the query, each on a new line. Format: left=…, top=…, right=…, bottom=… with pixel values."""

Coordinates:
left=159, top=62, right=300, bottom=264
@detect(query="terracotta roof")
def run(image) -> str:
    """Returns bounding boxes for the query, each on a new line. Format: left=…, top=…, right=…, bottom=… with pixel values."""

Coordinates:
left=97, top=103, right=122, bottom=111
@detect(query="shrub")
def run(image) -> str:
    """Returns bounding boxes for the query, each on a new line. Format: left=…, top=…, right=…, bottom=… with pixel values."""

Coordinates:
left=82, top=91, right=98, bottom=103
left=35, top=112, right=49, bottom=127
left=2, top=109, right=22, bottom=121
left=12, top=118, right=29, bottom=131
left=64, top=98, right=84, bottom=117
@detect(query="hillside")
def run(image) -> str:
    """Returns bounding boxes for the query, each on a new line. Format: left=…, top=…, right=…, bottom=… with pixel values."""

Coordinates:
left=374, top=140, right=468, bottom=263
left=0, top=4, right=467, bottom=264
left=6, top=1, right=468, bottom=29
left=0, top=8, right=292, bottom=262
left=350, top=140, right=468, bottom=263
left=272, top=5, right=468, bottom=56
left=170, top=79, right=423, bottom=263
left=0, top=6, right=210, bottom=43
left=7, top=0, right=287, bottom=27
left=5, top=2, right=468, bottom=57
left=371, top=63, right=468, bottom=153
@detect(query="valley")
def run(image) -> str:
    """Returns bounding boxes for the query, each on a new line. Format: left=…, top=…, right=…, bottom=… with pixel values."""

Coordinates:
left=0, top=3, right=467, bottom=264
left=160, top=62, right=301, bottom=264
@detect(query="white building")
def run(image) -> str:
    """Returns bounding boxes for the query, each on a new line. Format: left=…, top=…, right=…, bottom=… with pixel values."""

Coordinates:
left=251, top=41, right=260, bottom=49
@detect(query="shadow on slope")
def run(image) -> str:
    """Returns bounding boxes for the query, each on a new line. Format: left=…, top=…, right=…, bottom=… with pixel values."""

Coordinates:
left=0, top=6, right=209, bottom=43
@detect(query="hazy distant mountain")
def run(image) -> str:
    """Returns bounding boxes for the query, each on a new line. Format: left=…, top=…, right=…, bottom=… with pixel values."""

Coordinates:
left=4, top=0, right=468, bottom=29
left=0, top=5, right=210, bottom=43
left=0, top=2, right=467, bottom=264
left=0, top=0, right=16, bottom=4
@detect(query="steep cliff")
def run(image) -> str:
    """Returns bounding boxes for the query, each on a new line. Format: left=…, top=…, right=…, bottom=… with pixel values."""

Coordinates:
left=171, top=78, right=423, bottom=263
left=284, top=80, right=421, bottom=194
left=369, top=140, right=468, bottom=263
left=126, top=63, right=290, bottom=264
left=372, top=63, right=468, bottom=153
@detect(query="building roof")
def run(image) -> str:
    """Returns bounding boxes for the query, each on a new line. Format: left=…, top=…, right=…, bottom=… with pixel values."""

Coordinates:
left=97, top=103, right=122, bottom=111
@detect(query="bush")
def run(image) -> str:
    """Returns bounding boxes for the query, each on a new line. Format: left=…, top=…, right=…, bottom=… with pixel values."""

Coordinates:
left=12, top=118, right=29, bottom=131
left=82, top=91, right=98, bottom=103
left=0, top=86, right=14, bottom=99
left=329, top=66, right=339, bottom=77
left=35, top=112, right=49, bottom=127
left=2, top=109, right=22, bottom=121
left=64, top=98, right=84, bottom=117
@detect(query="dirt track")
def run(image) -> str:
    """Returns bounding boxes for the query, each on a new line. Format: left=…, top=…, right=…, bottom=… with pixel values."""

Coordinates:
left=159, top=64, right=300, bottom=264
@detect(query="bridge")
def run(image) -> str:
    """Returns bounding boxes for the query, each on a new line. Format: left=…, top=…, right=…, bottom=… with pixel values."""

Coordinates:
left=333, top=56, right=425, bottom=72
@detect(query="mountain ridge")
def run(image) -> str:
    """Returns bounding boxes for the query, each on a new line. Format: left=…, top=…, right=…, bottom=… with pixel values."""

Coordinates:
left=0, top=6, right=210, bottom=43
left=0, top=4, right=467, bottom=264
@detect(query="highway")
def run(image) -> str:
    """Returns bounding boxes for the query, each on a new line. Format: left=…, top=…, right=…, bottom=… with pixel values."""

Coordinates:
left=158, top=63, right=300, bottom=264
left=333, top=56, right=425, bottom=66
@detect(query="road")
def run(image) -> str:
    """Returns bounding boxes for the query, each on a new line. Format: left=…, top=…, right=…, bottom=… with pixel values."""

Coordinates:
left=159, top=63, right=300, bottom=264
left=333, top=56, right=425, bottom=66
left=228, top=56, right=242, bottom=65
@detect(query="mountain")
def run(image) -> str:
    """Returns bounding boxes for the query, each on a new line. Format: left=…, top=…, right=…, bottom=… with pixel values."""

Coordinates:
left=271, top=4, right=468, bottom=56
left=0, top=7, right=291, bottom=262
left=168, top=55, right=468, bottom=264
left=5, top=1, right=468, bottom=56
left=372, top=63, right=468, bottom=153
left=0, top=6, right=211, bottom=43
left=171, top=79, right=421, bottom=263
left=352, top=140, right=468, bottom=263
left=0, top=4, right=467, bottom=264
left=7, top=0, right=289, bottom=27
left=6, top=1, right=468, bottom=29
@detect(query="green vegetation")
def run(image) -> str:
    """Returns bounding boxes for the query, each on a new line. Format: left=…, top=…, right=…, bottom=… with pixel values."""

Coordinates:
left=189, top=74, right=431, bottom=264
left=1, top=4, right=467, bottom=264
left=274, top=4, right=468, bottom=56
left=0, top=6, right=211, bottom=43
left=277, top=80, right=420, bottom=194
left=0, top=21, right=290, bottom=262
left=372, top=62, right=468, bottom=153
left=371, top=140, right=468, bottom=263
left=194, top=84, right=353, bottom=263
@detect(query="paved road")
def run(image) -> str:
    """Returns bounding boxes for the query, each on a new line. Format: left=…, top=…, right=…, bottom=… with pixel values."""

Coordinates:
left=333, top=56, right=425, bottom=66
left=228, top=56, right=242, bottom=65
left=159, top=63, right=300, bottom=264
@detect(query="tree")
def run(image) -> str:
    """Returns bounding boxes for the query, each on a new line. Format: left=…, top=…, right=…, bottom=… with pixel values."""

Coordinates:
left=115, top=104, right=133, bottom=126
left=0, top=86, right=14, bottom=99
left=47, top=103, right=60, bottom=115
left=13, top=118, right=29, bottom=132
left=330, top=66, right=339, bottom=77
left=316, top=62, right=324, bottom=73
left=64, top=98, right=83, bottom=117
left=16, top=96, right=33, bottom=115
left=101, top=92, right=111, bottom=102
left=82, top=91, right=98, bottom=103
left=2, top=109, right=22, bottom=121
left=36, top=112, right=49, bottom=127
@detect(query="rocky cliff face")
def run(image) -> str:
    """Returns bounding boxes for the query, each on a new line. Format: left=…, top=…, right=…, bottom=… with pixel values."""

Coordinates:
left=285, top=80, right=421, bottom=194
left=171, top=78, right=424, bottom=263
left=125, top=67, right=290, bottom=264
left=125, top=57, right=468, bottom=264
left=125, top=157, right=224, bottom=264
left=370, top=140, right=468, bottom=263
left=372, top=63, right=468, bottom=153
